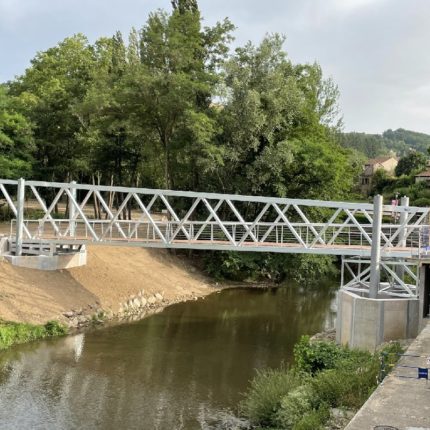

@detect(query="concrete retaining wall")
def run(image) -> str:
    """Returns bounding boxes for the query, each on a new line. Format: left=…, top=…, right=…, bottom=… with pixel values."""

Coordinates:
left=4, top=247, right=87, bottom=270
left=337, top=289, right=419, bottom=350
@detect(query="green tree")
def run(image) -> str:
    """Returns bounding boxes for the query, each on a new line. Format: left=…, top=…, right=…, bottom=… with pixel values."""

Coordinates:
left=171, top=0, right=199, bottom=13
left=395, top=151, right=428, bottom=177
left=0, top=85, right=34, bottom=178
left=122, top=6, right=233, bottom=189
left=216, top=34, right=354, bottom=200
left=10, top=34, right=95, bottom=182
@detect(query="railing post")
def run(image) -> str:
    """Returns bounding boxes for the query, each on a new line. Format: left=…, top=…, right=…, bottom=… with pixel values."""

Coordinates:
left=15, top=178, right=25, bottom=256
left=69, top=181, right=76, bottom=237
left=396, top=195, right=409, bottom=282
left=369, top=194, right=383, bottom=298
left=398, top=196, right=409, bottom=247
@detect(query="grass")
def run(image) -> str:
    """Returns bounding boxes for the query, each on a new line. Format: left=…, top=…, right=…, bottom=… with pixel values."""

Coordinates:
left=0, top=319, right=68, bottom=351
left=239, top=336, right=403, bottom=430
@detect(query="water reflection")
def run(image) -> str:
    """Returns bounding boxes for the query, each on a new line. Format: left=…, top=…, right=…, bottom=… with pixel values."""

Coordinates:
left=0, top=283, right=336, bottom=430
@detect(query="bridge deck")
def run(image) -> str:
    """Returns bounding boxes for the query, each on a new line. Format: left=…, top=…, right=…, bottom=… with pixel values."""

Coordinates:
left=10, top=235, right=421, bottom=258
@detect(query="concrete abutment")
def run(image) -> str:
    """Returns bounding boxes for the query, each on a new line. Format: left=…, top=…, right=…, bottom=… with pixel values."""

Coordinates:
left=337, top=261, right=430, bottom=350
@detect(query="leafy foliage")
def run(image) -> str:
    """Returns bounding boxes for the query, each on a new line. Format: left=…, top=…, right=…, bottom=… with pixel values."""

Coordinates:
left=395, top=151, right=428, bottom=176
left=204, top=252, right=337, bottom=283
left=0, top=0, right=372, bottom=280
left=239, top=367, right=302, bottom=427
left=0, top=320, right=67, bottom=350
left=293, top=335, right=345, bottom=375
left=340, top=128, right=430, bottom=158
left=240, top=336, right=403, bottom=429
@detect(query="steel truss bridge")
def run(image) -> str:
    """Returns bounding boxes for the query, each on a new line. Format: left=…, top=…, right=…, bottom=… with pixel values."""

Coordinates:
left=1, top=178, right=429, bottom=299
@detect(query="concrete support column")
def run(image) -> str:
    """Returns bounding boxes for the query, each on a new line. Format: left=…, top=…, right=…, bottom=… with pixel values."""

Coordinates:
left=15, top=178, right=25, bottom=256
left=369, top=194, right=383, bottom=299
left=69, top=181, right=76, bottom=237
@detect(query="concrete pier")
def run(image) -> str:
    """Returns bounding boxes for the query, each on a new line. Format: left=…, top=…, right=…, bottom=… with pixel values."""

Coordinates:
left=337, top=289, right=420, bottom=351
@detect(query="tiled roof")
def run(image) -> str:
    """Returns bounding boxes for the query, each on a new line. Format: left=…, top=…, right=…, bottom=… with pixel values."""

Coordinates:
left=366, top=156, right=395, bottom=165
left=415, top=169, right=430, bottom=177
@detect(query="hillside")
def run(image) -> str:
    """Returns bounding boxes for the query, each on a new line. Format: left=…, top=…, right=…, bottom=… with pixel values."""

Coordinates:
left=339, top=128, right=430, bottom=158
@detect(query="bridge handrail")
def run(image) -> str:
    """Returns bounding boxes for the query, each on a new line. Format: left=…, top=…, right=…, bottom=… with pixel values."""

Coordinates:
left=12, top=219, right=428, bottom=228
left=1, top=178, right=428, bottom=213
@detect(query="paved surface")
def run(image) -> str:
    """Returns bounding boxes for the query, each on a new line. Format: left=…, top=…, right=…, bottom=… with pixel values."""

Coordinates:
left=346, top=321, right=430, bottom=430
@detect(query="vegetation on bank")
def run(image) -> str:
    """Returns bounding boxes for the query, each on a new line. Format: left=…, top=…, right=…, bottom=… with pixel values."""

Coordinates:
left=239, top=336, right=402, bottom=429
left=203, top=252, right=338, bottom=284
left=0, top=320, right=67, bottom=351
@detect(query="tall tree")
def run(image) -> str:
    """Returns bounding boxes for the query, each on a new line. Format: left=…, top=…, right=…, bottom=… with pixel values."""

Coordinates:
left=123, top=6, right=233, bottom=189
left=10, top=34, right=95, bottom=182
left=171, top=0, right=199, bottom=13
left=216, top=34, right=354, bottom=200
left=395, top=151, right=428, bottom=176
left=0, top=85, right=34, bottom=178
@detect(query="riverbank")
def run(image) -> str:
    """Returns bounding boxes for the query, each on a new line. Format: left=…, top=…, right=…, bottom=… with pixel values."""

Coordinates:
left=0, top=320, right=67, bottom=350
left=0, top=246, right=223, bottom=330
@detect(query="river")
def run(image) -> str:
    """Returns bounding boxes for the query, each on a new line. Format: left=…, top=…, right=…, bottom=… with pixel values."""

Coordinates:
left=0, top=283, right=337, bottom=430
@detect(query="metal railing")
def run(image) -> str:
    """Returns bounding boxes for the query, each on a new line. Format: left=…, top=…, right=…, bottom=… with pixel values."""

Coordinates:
left=1, top=178, right=429, bottom=258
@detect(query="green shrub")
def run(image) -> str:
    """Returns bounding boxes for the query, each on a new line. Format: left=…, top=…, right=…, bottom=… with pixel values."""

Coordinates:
left=293, top=406, right=329, bottom=430
left=412, top=197, right=430, bottom=207
left=241, top=340, right=404, bottom=429
left=0, top=320, right=67, bottom=350
left=44, top=320, right=68, bottom=336
left=293, top=336, right=344, bottom=375
left=275, top=385, right=314, bottom=429
left=240, top=367, right=301, bottom=426
left=311, top=352, right=378, bottom=409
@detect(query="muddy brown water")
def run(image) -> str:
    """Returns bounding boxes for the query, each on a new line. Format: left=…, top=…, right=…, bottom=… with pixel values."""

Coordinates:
left=0, top=283, right=337, bottom=430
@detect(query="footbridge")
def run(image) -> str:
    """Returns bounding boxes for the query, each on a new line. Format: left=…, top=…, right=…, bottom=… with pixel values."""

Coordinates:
left=1, top=178, right=430, bottom=348
left=1, top=179, right=428, bottom=255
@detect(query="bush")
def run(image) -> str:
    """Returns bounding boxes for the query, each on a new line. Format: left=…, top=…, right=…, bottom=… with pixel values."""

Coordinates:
left=293, top=336, right=344, bottom=375
left=44, top=320, right=68, bottom=336
left=312, top=359, right=378, bottom=409
left=239, top=368, right=301, bottom=427
left=204, top=251, right=338, bottom=284
left=293, top=407, right=330, bottom=430
left=0, top=320, right=67, bottom=350
left=275, top=385, right=314, bottom=428
left=412, top=197, right=430, bottom=207
left=241, top=339, right=403, bottom=429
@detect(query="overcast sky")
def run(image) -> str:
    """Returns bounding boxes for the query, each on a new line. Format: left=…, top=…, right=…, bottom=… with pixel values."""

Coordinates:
left=1, top=0, right=429, bottom=134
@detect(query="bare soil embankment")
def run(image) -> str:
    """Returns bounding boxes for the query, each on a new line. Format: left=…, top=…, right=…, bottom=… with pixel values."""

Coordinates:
left=0, top=246, right=220, bottom=325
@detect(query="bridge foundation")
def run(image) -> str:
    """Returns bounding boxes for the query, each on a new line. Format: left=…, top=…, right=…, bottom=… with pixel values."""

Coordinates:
left=336, top=289, right=420, bottom=350
left=2, top=240, right=87, bottom=271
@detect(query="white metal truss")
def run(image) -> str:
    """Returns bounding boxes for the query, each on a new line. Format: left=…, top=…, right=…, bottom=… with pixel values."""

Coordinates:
left=0, top=179, right=429, bottom=259
left=341, top=256, right=419, bottom=298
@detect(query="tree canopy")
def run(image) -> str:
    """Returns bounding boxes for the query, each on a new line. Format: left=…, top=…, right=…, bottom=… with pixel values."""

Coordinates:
left=0, top=1, right=369, bottom=280
left=395, top=151, right=428, bottom=177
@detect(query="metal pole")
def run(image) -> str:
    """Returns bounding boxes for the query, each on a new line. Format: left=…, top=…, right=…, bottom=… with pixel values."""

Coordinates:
left=15, top=178, right=25, bottom=256
left=69, top=181, right=76, bottom=237
left=369, top=194, right=383, bottom=299
left=396, top=196, right=409, bottom=282
left=398, top=196, right=409, bottom=247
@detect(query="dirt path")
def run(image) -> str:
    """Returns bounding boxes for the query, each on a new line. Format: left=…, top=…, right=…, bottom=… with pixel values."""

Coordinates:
left=0, top=246, right=220, bottom=325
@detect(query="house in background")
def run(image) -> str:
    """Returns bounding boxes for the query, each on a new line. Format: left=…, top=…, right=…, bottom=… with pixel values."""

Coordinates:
left=414, top=169, right=430, bottom=184
left=360, top=156, right=398, bottom=195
